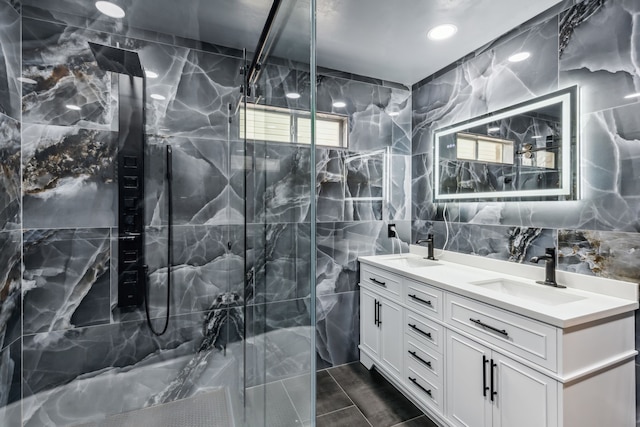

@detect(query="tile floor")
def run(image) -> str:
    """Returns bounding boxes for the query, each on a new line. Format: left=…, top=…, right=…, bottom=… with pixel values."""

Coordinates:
left=251, top=362, right=439, bottom=427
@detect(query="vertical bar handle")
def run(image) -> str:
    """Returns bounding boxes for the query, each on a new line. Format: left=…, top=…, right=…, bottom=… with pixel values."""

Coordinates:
left=490, top=359, right=497, bottom=402
left=374, top=299, right=378, bottom=326
left=482, top=355, right=489, bottom=397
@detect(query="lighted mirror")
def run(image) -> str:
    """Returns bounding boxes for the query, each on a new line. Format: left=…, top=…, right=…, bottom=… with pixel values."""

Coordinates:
left=433, top=86, right=579, bottom=201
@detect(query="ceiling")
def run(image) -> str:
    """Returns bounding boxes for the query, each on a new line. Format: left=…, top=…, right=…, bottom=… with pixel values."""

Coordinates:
left=28, top=0, right=564, bottom=86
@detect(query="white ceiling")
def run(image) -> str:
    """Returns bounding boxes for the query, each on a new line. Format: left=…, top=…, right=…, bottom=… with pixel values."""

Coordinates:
left=314, top=0, right=564, bottom=85
left=30, top=0, right=564, bottom=86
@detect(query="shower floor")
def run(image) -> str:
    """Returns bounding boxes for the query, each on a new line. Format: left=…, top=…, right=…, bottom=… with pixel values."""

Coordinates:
left=76, top=389, right=234, bottom=427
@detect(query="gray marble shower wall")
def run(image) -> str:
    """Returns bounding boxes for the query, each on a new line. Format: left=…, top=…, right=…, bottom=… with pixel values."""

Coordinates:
left=0, top=0, right=412, bottom=425
left=411, top=0, right=640, bottom=422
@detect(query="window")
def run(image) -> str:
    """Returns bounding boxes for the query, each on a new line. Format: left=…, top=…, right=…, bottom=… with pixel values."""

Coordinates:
left=240, top=104, right=347, bottom=148
left=456, top=132, right=514, bottom=165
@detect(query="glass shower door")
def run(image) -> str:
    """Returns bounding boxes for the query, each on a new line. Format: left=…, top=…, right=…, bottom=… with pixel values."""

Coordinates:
left=242, top=0, right=316, bottom=425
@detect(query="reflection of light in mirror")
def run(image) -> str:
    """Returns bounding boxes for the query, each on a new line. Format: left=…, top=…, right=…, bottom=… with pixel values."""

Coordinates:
left=332, top=101, right=346, bottom=108
left=487, top=127, right=500, bottom=132
left=285, top=92, right=301, bottom=99
left=508, top=52, right=531, bottom=62
left=150, top=94, right=166, bottom=100
left=18, top=77, right=37, bottom=84
left=95, top=1, right=125, bottom=18
left=623, top=92, right=640, bottom=99
left=388, top=111, right=400, bottom=117
left=145, top=70, right=159, bottom=79
left=532, top=135, right=544, bottom=139
left=66, top=104, right=81, bottom=111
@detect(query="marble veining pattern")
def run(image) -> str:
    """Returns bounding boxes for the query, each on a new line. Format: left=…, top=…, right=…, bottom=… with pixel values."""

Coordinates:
left=0, top=231, right=21, bottom=350
left=22, top=124, right=117, bottom=229
left=559, top=0, right=640, bottom=114
left=23, top=229, right=111, bottom=334
left=12, top=3, right=418, bottom=425
left=558, top=229, right=640, bottom=283
left=0, top=0, right=21, bottom=120
left=0, top=115, right=21, bottom=231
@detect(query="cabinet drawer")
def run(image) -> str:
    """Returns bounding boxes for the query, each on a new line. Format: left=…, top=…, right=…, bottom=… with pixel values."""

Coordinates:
left=360, top=264, right=402, bottom=301
left=405, top=338, right=443, bottom=383
left=446, top=294, right=557, bottom=371
left=406, top=358, right=443, bottom=413
left=406, top=280, right=443, bottom=321
left=405, top=309, right=443, bottom=353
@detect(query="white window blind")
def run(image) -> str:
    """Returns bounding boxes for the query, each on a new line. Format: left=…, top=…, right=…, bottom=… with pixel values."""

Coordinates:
left=240, top=104, right=347, bottom=147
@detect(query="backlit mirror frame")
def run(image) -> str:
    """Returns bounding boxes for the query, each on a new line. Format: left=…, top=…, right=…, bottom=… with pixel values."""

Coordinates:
left=433, top=86, right=579, bottom=201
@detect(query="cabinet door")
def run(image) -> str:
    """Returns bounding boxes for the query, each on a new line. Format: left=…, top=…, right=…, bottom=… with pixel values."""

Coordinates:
left=446, top=331, right=492, bottom=427
left=360, top=289, right=380, bottom=358
left=379, top=298, right=403, bottom=378
left=492, top=353, right=558, bottom=427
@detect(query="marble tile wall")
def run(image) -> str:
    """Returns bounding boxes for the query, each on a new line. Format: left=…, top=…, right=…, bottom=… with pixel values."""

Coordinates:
left=5, top=2, right=414, bottom=425
left=12, top=7, right=247, bottom=426
left=0, top=0, right=22, bottom=425
left=411, top=0, right=640, bottom=422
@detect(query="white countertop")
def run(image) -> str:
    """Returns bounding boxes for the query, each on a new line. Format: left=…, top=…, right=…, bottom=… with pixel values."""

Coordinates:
left=359, top=250, right=639, bottom=328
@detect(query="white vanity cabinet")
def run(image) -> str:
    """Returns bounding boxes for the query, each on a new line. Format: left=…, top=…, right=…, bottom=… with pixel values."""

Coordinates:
left=446, top=330, right=557, bottom=427
left=358, top=257, right=638, bottom=427
left=359, top=265, right=404, bottom=380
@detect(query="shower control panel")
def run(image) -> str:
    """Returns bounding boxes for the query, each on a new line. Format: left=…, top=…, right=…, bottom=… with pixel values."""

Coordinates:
left=117, top=74, right=146, bottom=307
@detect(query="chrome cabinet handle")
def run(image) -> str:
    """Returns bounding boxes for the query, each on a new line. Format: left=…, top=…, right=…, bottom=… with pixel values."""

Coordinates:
left=470, top=318, right=509, bottom=337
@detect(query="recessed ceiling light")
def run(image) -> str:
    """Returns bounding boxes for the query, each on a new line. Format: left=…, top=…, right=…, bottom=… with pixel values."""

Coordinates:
left=508, top=52, right=531, bottom=63
left=487, top=127, right=500, bottom=132
left=532, top=135, right=544, bottom=139
left=624, top=92, right=640, bottom=99
left=285, top=92, right=301, bottom=99
left=145, top=70, right=159, bottom=79
left=95, top=1, right=125, bottom=18
left=388, top=111, right=400, bottom=117
left=332, top=101, right=346, bottom=108
left=150, top=94, right=166, bottom=100
left=66, top=104, right=81, bottom=111
left=18, top=77, right=37, bottom=84
left=427, top=24, right=458, bottom=41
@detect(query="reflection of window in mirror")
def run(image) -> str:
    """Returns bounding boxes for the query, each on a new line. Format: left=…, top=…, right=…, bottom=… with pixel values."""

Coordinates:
left=455, top=132, right=514, bottom=165
left=522, top=151, right=556, bottom=168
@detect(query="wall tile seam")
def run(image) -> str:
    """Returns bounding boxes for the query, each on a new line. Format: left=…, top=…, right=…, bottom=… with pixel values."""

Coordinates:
left=21, top=310, right=230, bottom=338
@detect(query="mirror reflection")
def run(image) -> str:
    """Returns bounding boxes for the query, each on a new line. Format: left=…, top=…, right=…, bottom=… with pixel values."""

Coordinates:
left=434, top=86, right=578, bottom=201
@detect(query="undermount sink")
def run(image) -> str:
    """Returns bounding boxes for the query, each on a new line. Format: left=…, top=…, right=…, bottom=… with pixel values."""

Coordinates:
left=470, top=278, right=586, bottom=306
left=383, top=256, right=442, bottom=268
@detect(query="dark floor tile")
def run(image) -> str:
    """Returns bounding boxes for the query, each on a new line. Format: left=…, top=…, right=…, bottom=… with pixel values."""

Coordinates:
left=283, top=370, right=353, bottom=421
left=317, top=370, right=353, bottom=416
left=316, top=406, right=370, bottom=427
left=329, top=363, right=422, bottom=427
left=392, top=415, right=439, bottom=427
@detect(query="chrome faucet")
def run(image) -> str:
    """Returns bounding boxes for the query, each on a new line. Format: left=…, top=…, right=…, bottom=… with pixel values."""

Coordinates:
left=416, top=234, right=436, bottom=260
left=529, top=247, right=565, bottom=288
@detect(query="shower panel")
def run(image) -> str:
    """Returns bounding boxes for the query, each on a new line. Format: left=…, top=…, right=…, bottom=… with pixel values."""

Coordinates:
left=89, top=42, right=148, bottom=308
left=89, top=43, right=174, bottom=337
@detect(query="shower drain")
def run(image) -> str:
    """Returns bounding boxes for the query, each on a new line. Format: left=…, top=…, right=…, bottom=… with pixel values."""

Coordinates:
left=76, top=389, right=234, bottom=427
